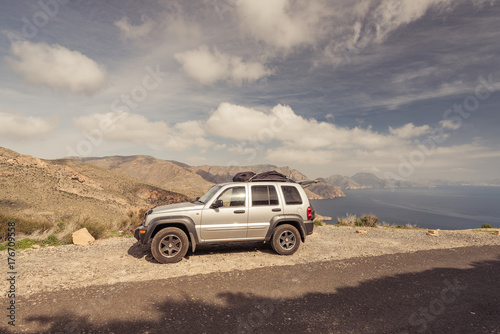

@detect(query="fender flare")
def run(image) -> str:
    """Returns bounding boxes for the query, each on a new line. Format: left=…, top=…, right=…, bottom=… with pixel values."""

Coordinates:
left=264, top=215, right=306, bottom=242
left=146, top=216, right=199, bottom=252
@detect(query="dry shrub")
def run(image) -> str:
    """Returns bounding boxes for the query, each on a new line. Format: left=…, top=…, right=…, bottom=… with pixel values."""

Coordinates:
left=0, top=212, right=52, bottom=242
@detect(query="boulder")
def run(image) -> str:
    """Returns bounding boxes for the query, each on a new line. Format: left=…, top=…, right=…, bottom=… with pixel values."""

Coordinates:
left=356, top=230, right=367, bottom=234
left=72, top=228, right=95, bottom=246
left=427, top=230, right=439, bottom=237
left=315, top=214, right=332, bottom=222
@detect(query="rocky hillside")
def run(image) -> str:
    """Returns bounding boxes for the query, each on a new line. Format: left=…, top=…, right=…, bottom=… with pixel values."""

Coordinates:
left=190, top=164, right=310, bottom=183
left=0, top=148, right=187, bottom=225
left=191, top=164, right=344, bottom=199
left=80, top=157, right=345, bottom=199
left=307, top=179, right=345, bottom=198
left=325, top=175, right=361, bottom=189
left=79, top=155, right=213, bottom=198
left=324, top=172, right=390, bottom=189
left=351, top=172, right=388, bottom=188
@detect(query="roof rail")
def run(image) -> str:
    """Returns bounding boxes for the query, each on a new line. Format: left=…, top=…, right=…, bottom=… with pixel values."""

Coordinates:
left=247, top=178, right=296, bottom=183
left=297, top=179, right=319, bottom=188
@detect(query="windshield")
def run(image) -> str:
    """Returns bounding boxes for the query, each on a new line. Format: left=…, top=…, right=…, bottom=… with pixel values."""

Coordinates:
left=197, top=185, right=223, bottom=204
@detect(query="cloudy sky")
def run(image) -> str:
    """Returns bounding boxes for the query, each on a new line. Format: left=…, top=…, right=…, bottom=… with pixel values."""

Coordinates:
left=1, top=0, right=499, bottom=182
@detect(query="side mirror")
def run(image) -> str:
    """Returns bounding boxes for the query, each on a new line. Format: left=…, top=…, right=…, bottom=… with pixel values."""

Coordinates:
left=210, top=199, right=223, bottom=209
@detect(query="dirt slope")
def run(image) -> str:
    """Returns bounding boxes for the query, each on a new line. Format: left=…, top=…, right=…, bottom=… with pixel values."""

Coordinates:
left=0, top=148, right=187, bottom=225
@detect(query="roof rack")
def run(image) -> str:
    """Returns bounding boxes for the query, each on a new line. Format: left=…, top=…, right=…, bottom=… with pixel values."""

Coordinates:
left=247, top=178, right=296, bottom=183
left=297, top=179, right=319, bottom=188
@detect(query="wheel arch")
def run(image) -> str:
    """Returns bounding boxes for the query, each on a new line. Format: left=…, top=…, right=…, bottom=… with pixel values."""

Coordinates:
left=147, top=216, right=199, bottom=252
left=265, top=215, right=306, bottom=243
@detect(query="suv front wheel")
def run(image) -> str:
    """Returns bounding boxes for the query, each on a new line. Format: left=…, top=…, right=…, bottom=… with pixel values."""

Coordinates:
left=151, top=227, right=189, bottom=263
left=271, top=224, right=301, bottom=255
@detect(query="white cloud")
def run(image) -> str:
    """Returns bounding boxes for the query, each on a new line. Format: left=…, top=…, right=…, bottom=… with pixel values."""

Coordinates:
left=204, top=103, right=500, bottom=175
left=372, top=0, right=454, bottom=42
left=357, top=80, right=472, bottom=110
left=439, top=119, right=461, bottom=130
left=265, top=148, right=334, bottom=165
left=234, top=0, right=325, bottom=49
left=389, top=123, right=431, bottom=138
left=114, top=15, right=155, bottom=41
left=316, top=0, right=457, bottom=66
left=8, top=41, right=108, bottom=94
left=0, top=112, right=57, bottom=139
left=174, top=45, right=272, bottom=85
left=206, top=102, right=398, bottom=150
left=392, top=67, right=438, bottom=84
left=74, top=112, right=211, bottom=151
left=70, top=102, right=498, bottom=180
left=206, top=102, right=275, bottom=140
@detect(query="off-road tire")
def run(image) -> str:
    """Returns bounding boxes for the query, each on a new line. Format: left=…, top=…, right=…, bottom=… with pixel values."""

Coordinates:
left=151, top=227, right=189, bottom=263
left=271, top=224, right=301, bottom=255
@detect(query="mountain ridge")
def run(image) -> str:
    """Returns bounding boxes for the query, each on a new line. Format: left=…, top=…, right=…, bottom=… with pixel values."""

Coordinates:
left=80, top=155, right=345, bottom=199
left=0, top=148, right=188, bottom=225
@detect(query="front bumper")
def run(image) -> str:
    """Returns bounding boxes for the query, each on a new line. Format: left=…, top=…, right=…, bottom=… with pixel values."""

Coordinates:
left=304, top=220, right=314, bottom=235
left=134, top=226, right=148, bottom=244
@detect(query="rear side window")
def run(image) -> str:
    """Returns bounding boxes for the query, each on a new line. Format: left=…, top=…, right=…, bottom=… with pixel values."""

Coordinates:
left=281, top=186, right=303, bottom=205
left=251, top=185, right=279, bottom=206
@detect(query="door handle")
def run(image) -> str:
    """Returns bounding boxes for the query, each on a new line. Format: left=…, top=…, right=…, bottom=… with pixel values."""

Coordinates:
left=272, top=208, right=281, bottom=212
left=234, top=210, right=245, bottom=214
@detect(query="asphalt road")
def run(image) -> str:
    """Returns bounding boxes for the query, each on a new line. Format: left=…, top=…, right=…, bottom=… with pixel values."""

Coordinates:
left=3, top=245, right=500, bottom=334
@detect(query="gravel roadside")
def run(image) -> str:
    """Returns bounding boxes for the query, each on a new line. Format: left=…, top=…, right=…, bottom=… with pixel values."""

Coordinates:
left=2, top=226, right=499, bottom=296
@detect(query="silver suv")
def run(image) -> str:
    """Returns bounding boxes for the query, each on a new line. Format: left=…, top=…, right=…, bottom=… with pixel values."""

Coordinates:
left=134, top=178, right=315, bottom=263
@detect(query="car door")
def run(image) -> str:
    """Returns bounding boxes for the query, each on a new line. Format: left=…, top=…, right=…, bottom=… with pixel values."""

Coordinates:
left=200, top=185, right=248, bottom=241
left=247, top=183, right=282, bottom=238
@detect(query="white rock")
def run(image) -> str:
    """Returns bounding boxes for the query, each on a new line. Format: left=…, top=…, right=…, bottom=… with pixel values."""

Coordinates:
left=72, top=228, right=95, bottom=246
left=427, top=230, right=439, bottom=237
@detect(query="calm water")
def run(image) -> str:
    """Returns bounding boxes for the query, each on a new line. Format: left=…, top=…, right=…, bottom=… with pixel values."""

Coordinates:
left=310, top=186, right=500, bottom=230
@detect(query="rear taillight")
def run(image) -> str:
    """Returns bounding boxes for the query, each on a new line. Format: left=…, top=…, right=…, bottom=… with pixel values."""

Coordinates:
left=307, top=206, right=312, bottom=220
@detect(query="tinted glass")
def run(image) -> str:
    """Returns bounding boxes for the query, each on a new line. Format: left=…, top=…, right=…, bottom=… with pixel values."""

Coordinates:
left=199, top=185, right=223, bottom=203
left=252, top=185, right=279, bottom=206
left=216, top=187, right=246, bottom=207
left=281, top=186, right=302, bottom=205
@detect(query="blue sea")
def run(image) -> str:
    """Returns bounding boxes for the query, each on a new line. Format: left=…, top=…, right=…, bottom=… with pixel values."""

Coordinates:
left=310, top=186, right=500, bottom=230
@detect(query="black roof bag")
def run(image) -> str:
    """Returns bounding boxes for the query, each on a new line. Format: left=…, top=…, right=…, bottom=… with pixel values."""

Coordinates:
left=232, top=171, right=256, bottom=182
left=251, top=170, right=288, bottom=181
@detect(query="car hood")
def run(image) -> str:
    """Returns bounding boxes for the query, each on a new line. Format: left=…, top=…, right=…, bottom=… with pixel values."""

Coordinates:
left=152, top=202, right=204, bottom=214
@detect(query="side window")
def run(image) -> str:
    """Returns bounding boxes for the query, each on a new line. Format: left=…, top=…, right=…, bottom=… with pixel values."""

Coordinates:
left=216, top=187, right=246, bottom=207
left=251, top=185, right=279, bottom=206
left=281, top=186, right=303, bottom=205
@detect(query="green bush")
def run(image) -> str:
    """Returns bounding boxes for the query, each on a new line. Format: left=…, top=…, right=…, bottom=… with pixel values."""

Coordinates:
left=355, top=221, right=365, bottom=227
left=481, top=224, right=493, bottom=229
left=17, top=238, right=39, bottom=249
left=43, top=234, right=61, bottom=246
left=56, top=221, right=66, bottom=233
left=0, top=238, right=39, bottom=251
left=314, top=220, right=323, bottom=227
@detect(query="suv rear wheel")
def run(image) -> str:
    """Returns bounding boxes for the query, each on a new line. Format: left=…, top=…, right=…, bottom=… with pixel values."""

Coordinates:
left=151, top=227, right=189, bottom=263
left=271, top=224, right=301, bottom=255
